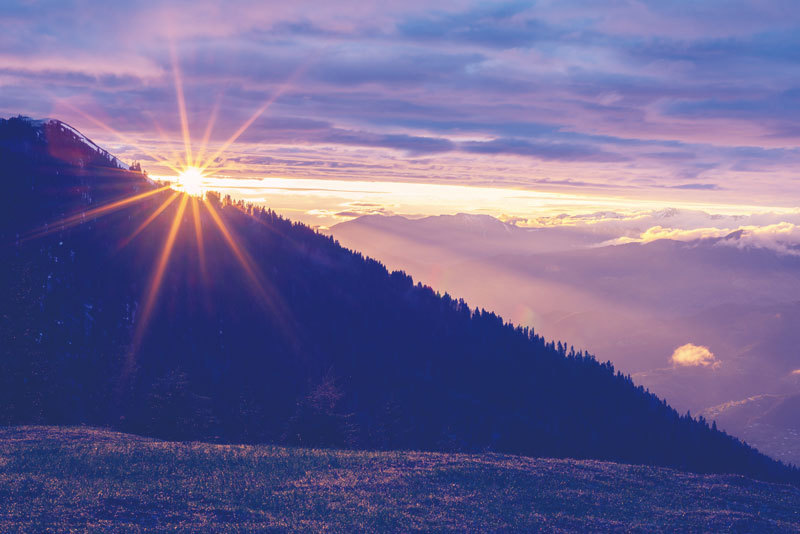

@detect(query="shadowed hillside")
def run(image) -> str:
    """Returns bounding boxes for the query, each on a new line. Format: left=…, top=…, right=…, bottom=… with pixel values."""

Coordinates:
left=1, top=116, right=799, bottom=486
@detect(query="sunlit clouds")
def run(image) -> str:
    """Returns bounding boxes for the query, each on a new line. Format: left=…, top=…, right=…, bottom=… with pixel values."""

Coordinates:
left=602, top=221, right=800, bottom=256
left=4, top=0, right=800, bottom=223
left=671, top=344, right=720, bottom=369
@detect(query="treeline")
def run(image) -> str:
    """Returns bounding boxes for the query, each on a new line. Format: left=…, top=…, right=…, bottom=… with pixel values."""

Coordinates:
left=1, top=116, right=798, bottom=486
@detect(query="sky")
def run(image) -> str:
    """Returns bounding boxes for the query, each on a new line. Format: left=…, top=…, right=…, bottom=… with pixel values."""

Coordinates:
left=2, top=0, right=800, bottom=228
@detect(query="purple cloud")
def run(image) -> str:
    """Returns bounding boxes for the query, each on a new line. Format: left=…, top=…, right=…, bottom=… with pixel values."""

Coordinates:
left=2, top=0, right=800, bottom=203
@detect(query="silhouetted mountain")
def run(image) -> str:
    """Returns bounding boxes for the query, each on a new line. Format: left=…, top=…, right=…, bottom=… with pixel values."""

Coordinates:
left=1, top=115, right=798, bottom=486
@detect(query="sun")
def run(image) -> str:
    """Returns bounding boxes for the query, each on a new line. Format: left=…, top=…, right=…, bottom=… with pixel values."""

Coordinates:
left=27, top=45, right=302, bottom=367
left=175, top=166, right=206, bottom=197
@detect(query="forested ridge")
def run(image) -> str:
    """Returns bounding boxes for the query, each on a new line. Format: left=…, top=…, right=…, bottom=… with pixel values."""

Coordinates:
left=1, top=116, right=797, bottom=486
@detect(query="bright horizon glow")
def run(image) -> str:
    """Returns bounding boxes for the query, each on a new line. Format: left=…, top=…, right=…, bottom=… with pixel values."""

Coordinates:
left=148, top=173, right=800, bottom=230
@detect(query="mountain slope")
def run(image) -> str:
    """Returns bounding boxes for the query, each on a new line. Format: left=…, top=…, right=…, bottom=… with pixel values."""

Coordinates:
left=331, top=212, right=800, bottom=465
left=2, top=426, right=799, bottom=532
left=1, top=115, right=798, bottom=485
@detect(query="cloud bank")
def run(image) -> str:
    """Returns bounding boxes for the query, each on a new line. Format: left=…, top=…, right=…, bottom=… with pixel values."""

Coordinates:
left=607, top=222, right=800, bottom=256
left=2, top=0, right=800, bottom=209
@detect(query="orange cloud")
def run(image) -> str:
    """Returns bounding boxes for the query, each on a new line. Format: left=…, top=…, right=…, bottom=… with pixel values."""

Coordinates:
left=670, top=343, right=720, bottom=369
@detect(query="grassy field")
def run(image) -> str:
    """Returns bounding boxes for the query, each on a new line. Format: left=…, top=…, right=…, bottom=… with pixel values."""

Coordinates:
left=0, top=427, right=798, bottom=532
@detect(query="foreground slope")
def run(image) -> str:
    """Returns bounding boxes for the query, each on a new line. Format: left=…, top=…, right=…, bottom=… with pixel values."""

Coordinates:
left=1, top=115, right=798, bottom=485
left=1, top=427, right=799, bottom=532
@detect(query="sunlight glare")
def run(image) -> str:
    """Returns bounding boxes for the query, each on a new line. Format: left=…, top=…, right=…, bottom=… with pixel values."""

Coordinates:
left=175, top=167, right=206, bottom=197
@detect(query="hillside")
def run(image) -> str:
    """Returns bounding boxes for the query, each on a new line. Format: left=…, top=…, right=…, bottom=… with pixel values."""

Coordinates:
left=331, top=213, right=800, bottom=465
left=1, top=115, right=799, bottom=486
left=1, top=427, right=799, bottom=532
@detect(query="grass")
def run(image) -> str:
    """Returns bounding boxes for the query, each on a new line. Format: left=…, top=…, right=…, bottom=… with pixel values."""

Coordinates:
left=1, top=427, right=799, bottom=532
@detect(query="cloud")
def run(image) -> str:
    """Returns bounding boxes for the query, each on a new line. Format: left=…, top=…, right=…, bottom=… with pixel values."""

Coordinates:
left=460, top=138, right=627, bottom=162
left=607, top=221, right=800, bottom=256
left=7, top=0, right=800, bottom=202
left=721, top=222, right=800, bottom=256
left=667, top=183, right=721, bottom=191
left=498, top=214, right=530, bottom=226
left=333, top=201, right=395, bottom=218
left=671, top=343, right=720, bottom=369
left=397, top=2, right=561, bottom=49
left=791, top=369, right=800, bottom=376
left=620, top=225, right=733, bottom=243
left=322, top=129, right=455, bottom=154
left=308, top=201, right=396, bottom=222
left=312, top=50, right=486, bottom=86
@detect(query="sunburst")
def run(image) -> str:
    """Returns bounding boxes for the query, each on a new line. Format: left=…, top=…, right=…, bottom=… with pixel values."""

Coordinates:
left=174, top=166, right=207, bottom=197
left=27, top=45, right=305, bottom=365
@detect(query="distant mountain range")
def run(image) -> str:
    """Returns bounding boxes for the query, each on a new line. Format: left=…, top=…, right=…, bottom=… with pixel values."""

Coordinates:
left=1, top=115, right=798, bottom=485
left=331, top=212, right=800, bottom=465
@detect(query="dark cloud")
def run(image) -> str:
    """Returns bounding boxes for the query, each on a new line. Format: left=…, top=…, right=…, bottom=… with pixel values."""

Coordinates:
left=668, top=183, right=722, bottom=191
left=460, top=138, right=627, bottom=162
left=643, top=152, right=697, bottom=160
left=321, top=129, right=455, bottom=155
left=397, top=2, right=561, bottom=49
left=666, top=95, right=800, bottom=122
left=625, top=30, right=800, bottom=67
left=312, top=51, right=486, bottom=85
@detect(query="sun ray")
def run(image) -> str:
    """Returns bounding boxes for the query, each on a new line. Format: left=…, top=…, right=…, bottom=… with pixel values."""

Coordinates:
left=202, top=199, right=292, bottom=330
left=170, top=42, right=193, bottom=168
left=197, top=59, right=314, bottom=172
left=193, top=91, right=224, bottom=169
left=203, top=199, right=261, bottom=285
left=117, top=190, right=181, bottom=250
left=132, top=193, right=189, bottom=346
left=145, top=112, right=185, bottom=167
left=23, top=185, right=171, bottom=241
left=190, top=196, right=208, bottom=283
left=203, top=200, right=302, bottom=354
left=53, top=47, right=325, bottom=371
left=58, top=100, right=183, bottom=175
left=197, top=100, right=272, bottom=172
